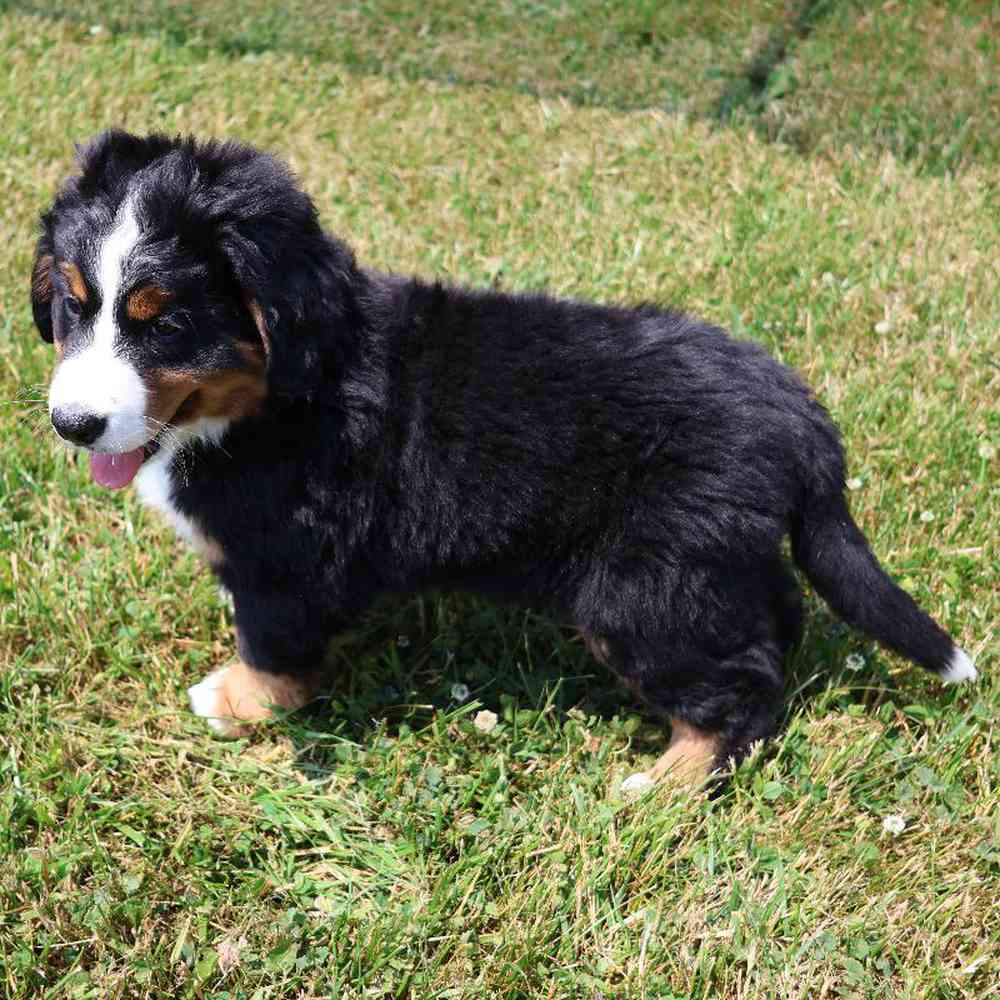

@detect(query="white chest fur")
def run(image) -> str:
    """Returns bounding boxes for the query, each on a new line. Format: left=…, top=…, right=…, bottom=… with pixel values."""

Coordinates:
left=134, top=420, right=229, bottom=563
left=135, top=447, right=198, bottom=543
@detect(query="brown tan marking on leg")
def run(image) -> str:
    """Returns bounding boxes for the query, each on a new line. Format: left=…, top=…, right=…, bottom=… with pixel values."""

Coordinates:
left=188, top=659, right=319, bottom=738
left=621, top=718, right=720, bottom=797
left=646, top=719, right=719, bottom=781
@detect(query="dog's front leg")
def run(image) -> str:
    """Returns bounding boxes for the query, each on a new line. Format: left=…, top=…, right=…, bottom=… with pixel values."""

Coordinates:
left=187, top=589, right=332, bottom=737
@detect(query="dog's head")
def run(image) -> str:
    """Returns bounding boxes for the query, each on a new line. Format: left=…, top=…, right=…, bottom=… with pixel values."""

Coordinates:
left=31, top=130, right=359, bottom=488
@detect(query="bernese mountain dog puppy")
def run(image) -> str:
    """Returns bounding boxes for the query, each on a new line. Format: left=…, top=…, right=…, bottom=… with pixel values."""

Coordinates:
left=31, top=130, right=977, bottom=791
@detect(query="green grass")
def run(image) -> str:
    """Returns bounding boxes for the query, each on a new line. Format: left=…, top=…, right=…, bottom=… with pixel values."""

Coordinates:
left=747, top=0, right=1000, bottom=174
left=1, top=7, right=998, bottom=998
left=3, top=0, right=792, bottom=112
left=7, top=0, right=1000, bottom=172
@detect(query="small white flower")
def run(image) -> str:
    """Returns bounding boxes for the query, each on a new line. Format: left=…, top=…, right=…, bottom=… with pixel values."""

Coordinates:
left=216, top=936, right=246, bottom=974
left=882, top=814, right=906, bottom=836
left=89, top=24, right=104, bottom=35
left=450, top=682, right=470, bottom=703
left=978, top=442, right=996, bottom=461
left=874, top=320, right=892, bottom=335
left=473, top=709, right=498, bottom=733
left=960, top=955, right=989, bottom=976
left=396, top=635, right=410, bottom=648
left=846, top=477, right=863, bottom=491
left=821, top=271, right=836, bottom=286
left=845, top=653, right=866, bottom=672
left=920, top=510, right=935, bottom=523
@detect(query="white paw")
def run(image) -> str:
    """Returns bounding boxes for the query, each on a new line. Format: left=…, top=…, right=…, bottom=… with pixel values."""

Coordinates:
left=940, top=648, right=978, bottom=685
left=188, top=668, right=239, bottom=736
left=621, top=771, right=656, bottom=799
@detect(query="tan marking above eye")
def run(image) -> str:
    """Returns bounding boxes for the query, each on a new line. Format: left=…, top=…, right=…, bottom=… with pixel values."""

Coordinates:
left=127, top=284, right=172, bottom=322
left=57, top=262, right=88, bottom=304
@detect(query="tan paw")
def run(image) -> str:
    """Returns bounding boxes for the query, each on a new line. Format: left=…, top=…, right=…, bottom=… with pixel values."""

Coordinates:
left=187, top=661, right=313, bottom=737
left=620, top=719, right=720, bottom=797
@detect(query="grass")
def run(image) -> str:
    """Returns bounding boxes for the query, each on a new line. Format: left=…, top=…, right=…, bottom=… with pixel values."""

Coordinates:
left=747, top=0, right=1000, bottom=174
left=9, top=0, right=1000, bottom=173
left=2, top=0, right=793, bottom=112
left=0, top=6, right=997, bottom=999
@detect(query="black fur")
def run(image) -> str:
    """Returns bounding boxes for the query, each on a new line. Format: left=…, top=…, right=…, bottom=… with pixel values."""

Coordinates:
left=33, top=131, right=967, bottom=770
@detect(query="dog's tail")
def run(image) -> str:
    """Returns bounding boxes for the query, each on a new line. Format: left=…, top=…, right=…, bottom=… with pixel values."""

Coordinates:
left=790, top=486, right=977, bottom=684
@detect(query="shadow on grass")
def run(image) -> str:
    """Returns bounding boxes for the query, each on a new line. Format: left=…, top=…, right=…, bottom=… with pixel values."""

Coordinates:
left=13, top=0, right=996, bottom=175
left=273, top=585, right=907, bottom=788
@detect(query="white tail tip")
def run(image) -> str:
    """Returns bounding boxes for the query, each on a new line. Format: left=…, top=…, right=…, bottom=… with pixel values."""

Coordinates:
left=940, top=648, right=978, bottom=685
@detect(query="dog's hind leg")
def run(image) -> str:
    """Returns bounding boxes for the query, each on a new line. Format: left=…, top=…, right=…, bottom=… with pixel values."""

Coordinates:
left=580, top=558, right=791, bottom=793
left=612, top=635, right=786, bottom=796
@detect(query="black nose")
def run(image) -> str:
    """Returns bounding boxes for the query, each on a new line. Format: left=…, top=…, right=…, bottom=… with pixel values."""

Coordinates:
left=51, top=407, right=107, bottom=446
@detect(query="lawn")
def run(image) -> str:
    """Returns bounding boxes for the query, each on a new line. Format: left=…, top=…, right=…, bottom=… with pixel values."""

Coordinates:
left=0, top=4, right=997, bottom=998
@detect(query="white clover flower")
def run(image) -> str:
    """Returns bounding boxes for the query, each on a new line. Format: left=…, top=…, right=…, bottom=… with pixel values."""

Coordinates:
left=845, top=653, right=866, bottom=672
left=821, top=272, right=836, bottom=286
left=978, top=442, right=996, bottom=461
left=882, top=814, right=906, bottom=836
left=89, top=24, right=104, bottom=35
left=473, top=709, right=498, bottom=733
left=961, top=955, right=989, bottom=976
left=451, top=682, right=471, bottom=703
left=846, top=477, right=863, bottom=491
left=874, top=320, right=892, bottom=335
left=919, top=510, right=935, bottom=523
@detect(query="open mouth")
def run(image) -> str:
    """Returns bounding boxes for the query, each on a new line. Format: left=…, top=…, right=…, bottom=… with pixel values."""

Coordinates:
left=86, top=389, right=200, bottom=489
left=88, top=432, right=163, bottom=490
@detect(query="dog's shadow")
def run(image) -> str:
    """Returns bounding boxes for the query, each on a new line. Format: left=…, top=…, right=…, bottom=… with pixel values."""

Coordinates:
left=273, top=590, right=908, bottom=786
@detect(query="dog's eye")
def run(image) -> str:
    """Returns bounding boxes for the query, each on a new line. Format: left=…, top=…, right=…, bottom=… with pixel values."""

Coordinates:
left=63, top=297, right=82, bottom=318
left=152, top=314, right=186, bottom=339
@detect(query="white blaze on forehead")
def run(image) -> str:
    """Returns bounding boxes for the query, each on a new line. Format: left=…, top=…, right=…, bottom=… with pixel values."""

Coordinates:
left=94, top=193, right=142, bottom=347
left=48, top=196, right=149, bottom=453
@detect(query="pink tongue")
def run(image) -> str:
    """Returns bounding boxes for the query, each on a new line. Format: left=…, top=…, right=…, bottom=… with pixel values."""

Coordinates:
left=89, top=449, right=145, bottom=489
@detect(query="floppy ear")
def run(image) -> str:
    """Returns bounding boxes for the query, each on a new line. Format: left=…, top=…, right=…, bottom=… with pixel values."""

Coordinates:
left=172, top=139, right=364, bottom=397
left=30, top=235, right=55, bottom=343
left=218, top=220, right=361, bottom=399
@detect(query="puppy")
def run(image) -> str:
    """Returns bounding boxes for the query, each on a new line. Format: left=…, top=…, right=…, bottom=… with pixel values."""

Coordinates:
left=31, top=131, right=977, bottom=789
